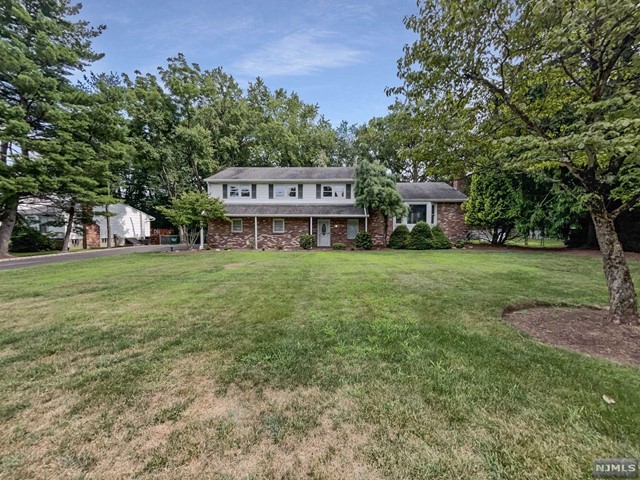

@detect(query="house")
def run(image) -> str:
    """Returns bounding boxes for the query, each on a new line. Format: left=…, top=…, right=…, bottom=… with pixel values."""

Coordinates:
left=18, top=200, right=155, bottom=249
left=205, top=167, right=467, bottom=249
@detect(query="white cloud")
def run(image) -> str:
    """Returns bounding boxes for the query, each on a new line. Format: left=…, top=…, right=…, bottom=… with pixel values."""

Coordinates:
left=234, top=30, right=365, bottom=77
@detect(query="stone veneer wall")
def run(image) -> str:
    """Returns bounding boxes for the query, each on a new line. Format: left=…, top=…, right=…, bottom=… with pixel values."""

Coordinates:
left=437, top=202, right=467, bottom=241
left=208, top=211, right=391, bottom=249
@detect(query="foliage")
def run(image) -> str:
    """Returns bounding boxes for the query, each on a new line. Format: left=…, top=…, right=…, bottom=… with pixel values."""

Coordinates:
left=298, top=234, right=315, bottom=250
left=455, top=240, right=465, bottom=249
left=157, top=191, right=226, bottom=249
left=409, top=221, right=434, bottom=250
left=395, top=0, right=640, bottom=322
left=331, top=243, right=346, bottom=250
left=0, top=0, right=104, bottom=255
left=388, top=224, right=411, bottom=249
left=354, top=160, right=408, bottom=244
left=9, top=220, right=54, bottom=253
left=354, top=231, right=373, bottom=250
left=431, top=225, right=451, bottom=249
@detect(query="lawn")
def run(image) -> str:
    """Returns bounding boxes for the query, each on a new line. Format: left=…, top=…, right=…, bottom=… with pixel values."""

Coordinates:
left=0, top=250, right=638, bottom=479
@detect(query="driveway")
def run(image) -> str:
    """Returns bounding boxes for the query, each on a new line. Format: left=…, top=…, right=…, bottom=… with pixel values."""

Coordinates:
left=0, top=244, right=190, bottom=271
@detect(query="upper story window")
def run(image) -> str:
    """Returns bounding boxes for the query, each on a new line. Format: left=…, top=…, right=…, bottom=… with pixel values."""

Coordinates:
left=274, top=185, right=297, bottom=198
left=322, top=184, right=346, bottom=198
left=229, top=184, right=251, bottom=198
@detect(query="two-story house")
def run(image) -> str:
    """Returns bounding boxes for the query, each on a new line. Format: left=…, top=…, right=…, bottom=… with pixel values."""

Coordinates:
left=205, top=167, right=467, bottom=249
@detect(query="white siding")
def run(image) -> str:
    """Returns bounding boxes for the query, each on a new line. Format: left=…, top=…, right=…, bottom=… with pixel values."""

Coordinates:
left=93, top=204, right=153, bottom=239
left=210, top=182, right=355, bottom=205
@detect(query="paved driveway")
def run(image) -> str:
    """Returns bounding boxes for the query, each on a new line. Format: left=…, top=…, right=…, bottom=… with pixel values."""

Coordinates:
left=0, top=244, right=189, bottom=271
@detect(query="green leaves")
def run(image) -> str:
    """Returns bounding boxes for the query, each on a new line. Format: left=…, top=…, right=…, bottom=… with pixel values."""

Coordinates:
left=158, top=191, right=227, bottom=230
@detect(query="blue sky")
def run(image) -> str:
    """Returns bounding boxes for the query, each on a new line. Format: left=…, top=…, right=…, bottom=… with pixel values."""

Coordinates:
left=78, top=0, right=418, bottom=127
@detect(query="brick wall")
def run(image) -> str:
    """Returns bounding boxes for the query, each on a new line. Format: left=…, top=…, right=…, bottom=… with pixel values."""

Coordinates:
left=368, top=210, right=392, bottom=247
left=208, top=215, right=389, bottom=249
left=84, top=223, right=101, bottom=249
left=437, top=202, right=467, bottom=241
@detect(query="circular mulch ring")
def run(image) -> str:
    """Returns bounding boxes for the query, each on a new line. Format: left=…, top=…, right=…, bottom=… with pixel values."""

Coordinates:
left=504, top=306, right=640, bottom=368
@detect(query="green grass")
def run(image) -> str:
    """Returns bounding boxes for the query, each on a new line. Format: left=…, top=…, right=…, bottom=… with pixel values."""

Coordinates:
left=0, top=250, right=638, bottom=479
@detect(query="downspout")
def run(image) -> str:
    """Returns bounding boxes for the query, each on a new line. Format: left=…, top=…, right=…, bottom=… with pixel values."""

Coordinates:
left=254, top=217, right=258, bottom=250
left=364, top=206, right=368, bottom=232
left=309, top=216, right=313, bottom=235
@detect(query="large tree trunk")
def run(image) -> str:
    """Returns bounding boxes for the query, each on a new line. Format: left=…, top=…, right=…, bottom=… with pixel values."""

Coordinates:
left=61, top=205, right=75, bottom=253
left=0, top=198, right=18, bottom=257
left=590, top=209, right=638, bottom=325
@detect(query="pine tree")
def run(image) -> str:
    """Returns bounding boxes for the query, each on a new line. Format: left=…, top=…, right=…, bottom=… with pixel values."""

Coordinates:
left=0, top=0, right=104, bottom=256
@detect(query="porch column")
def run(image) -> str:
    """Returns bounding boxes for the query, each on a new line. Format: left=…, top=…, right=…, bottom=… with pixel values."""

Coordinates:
left=309, top=216, right=313, bottom=235
left=254, top=217, right=258, bottom=250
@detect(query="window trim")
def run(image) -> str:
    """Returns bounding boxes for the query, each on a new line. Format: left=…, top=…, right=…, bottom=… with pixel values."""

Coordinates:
left=231, top=218, right=243, bottom=233
left=347, top=219, right=359, bottom=240
left=272, top=218, right=285, bottom=233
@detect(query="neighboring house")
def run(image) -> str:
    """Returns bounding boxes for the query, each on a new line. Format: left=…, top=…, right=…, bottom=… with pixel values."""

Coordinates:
left=205, top=167, right=467, bottom=249
left=18, top=200, right=155, bottom=249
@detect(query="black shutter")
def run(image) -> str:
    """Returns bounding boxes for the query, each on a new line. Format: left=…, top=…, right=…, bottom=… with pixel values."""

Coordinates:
left=346, top=184, right=351, bottom=199
left=298, top=184, right=303, bottom=199
left=269, top=184, right=274, bottom=199
left=222, top=184, right=227, bottom=199
left=316, top=184, right=321, bottom=199
left=252, top=184, right=257, bottom=199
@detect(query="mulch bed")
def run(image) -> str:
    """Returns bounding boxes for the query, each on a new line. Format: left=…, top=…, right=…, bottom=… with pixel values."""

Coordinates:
left=504, top=306, right=640, bottom=367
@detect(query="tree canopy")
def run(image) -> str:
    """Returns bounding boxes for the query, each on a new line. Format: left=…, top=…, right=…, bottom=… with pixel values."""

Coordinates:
left=395, top=0, right=640, bottom=324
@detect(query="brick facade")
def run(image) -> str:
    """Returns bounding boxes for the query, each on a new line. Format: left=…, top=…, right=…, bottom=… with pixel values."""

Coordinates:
left=436, top=202, right=467, bottom=241
left=208, top=211, right=391, bottom=249
left=83, top=223, right=101, bottom=249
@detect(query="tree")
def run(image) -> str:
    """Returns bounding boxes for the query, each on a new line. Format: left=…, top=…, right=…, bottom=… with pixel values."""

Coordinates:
left=396, top=0, right=640, bottom=324
left=354, top=160, right=408, bottom=245
left=0, top=0, right=104, bottom=257
left=157, top=191, right=226, bottom=249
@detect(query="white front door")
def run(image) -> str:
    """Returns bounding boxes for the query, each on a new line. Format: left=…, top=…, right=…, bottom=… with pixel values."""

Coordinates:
left=317, top=219, right=331, bottom=247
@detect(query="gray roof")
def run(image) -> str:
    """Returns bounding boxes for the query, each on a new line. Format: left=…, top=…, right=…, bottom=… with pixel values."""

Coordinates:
left=224, top=204, right=367, bottom=217
left=206, top=167, right=355, bottom=182
left=396, top=182, right=467, bottom=202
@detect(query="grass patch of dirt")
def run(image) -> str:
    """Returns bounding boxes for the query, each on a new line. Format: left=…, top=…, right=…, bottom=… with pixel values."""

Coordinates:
left=505, top=306, right=640, bottom=367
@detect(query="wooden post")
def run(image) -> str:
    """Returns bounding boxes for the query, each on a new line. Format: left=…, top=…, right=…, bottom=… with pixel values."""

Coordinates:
left=254, top=217, right=258, bottom=250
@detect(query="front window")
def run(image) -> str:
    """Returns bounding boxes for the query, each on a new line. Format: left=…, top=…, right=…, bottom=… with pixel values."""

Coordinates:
left=229, top=185, right=251, bottom=198
left=409, top=205, right=427, bottom=224
left=347, top=219, right=359, bottom=240
left=273, top=218, right=285, bottom=233
left=275, top=185, right=297, bottom=198
left=322, top=184, right=345, bottom=198
left=231, top=219, right=243, bottom=232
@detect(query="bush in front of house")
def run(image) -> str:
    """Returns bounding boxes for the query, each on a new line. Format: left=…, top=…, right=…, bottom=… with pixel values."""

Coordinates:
left=431, top=225, right=452, bottom=249
left=332, top=242, right=346, bottom=250
left=9, top=222, right=55, bottom=253
left=388, top=224, right=410, bottom=249
left=354, top=231, right=373, bottom=250
left=455, top=240, right=465, bottom=249
left=408, top=221, right=433, bottom=250
left=299, top=234, right=315, bottom=250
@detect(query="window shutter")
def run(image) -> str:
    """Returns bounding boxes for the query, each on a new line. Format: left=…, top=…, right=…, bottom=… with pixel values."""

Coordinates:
left=346, top=184, right=351, bottom=199
left=268, top=184, right=274, bottom=199
left=252, top=184, right=257, bottom=199
left=298, top=184, right=303, bottom=199
left=316, top=184, right=321, bottom=199
left=222, top=184, right=227, bottom=199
